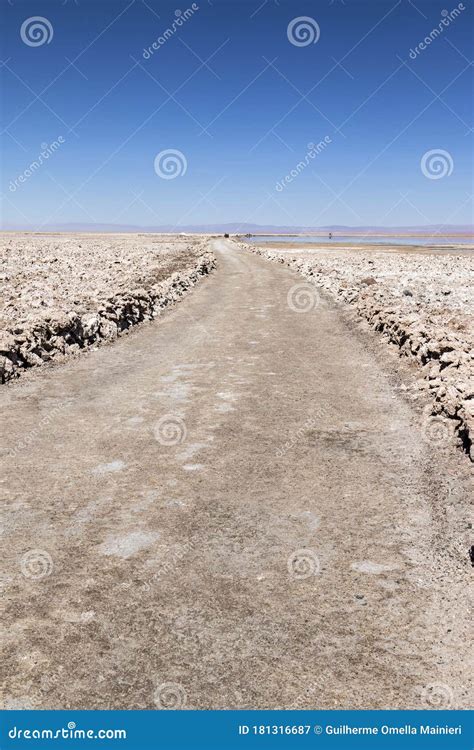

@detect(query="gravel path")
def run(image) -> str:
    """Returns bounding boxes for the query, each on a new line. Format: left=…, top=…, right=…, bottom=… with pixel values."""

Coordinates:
left=242, top=241, right=474, bottom=462
left=0, top=239, right=471, bottom=710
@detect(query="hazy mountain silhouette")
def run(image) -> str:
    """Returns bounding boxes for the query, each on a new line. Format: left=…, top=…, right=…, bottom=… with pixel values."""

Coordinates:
left=3, top=222, right=473, bottom=234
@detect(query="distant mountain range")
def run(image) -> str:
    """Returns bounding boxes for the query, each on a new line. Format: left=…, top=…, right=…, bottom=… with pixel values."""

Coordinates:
left=2, top=222, right=473, bottom=235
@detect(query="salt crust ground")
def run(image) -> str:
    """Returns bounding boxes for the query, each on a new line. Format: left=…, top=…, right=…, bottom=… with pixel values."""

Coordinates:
left=0, top=233, right=215, bottom=383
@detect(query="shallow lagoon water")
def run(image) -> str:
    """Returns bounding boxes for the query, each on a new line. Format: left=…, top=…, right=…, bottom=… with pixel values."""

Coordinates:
left=248, top=234, right=474, bottom=248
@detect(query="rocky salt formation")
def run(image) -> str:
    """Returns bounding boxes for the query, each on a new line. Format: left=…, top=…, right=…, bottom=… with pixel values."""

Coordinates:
left=0, top=234, right=215, bottom=383
left=242, top=241, right=474, bottom=461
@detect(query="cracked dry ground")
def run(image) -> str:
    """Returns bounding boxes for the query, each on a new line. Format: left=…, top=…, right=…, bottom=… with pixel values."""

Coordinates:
left=0, top=240, right=472, bottom=710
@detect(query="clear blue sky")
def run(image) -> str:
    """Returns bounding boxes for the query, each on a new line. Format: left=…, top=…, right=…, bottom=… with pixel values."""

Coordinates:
left=1, top=0, right=473, bottom=229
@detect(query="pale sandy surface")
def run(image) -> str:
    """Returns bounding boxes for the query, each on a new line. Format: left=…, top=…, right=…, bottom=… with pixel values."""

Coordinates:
left=0, top=240, right=471, bottom=710
left=243, top=241, right=474, bottom=462
left=244, top=243, right=474, bottom=341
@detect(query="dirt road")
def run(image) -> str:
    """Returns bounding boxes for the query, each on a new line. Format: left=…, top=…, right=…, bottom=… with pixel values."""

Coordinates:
left=1, top=240, right=471, bottom=710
